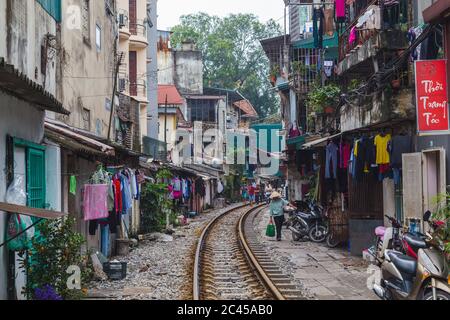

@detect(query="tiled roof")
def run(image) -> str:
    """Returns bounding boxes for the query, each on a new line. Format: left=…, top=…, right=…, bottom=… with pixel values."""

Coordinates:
left=233, top=99, right=258, bottom=118
left=158, top=85, right=184, bottom=105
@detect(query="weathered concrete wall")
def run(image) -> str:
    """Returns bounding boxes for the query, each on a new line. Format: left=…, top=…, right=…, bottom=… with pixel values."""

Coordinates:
left=56, top=0, right=116, bottom=138
left=0, top=91, right=45, bottom=300
left=340, top=89, right=416, bottom=132
left=157, top=49, right=175, bottom=85
left=174, top=50, right=203, bottom=95
left=1, top=0, right=57, bottom=95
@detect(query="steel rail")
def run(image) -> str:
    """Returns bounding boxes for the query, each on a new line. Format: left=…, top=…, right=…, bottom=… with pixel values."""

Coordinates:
left=193, top=203, right=286, bottom=300
left=192, top=203, right=249, bottom=300
left=238, top=206, right=286, bottom=301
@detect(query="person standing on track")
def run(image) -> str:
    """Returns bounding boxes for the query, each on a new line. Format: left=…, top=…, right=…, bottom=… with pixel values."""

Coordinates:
left=248, top=183, right=256, bottom=206
left=269, top=191, right=296, bottom=241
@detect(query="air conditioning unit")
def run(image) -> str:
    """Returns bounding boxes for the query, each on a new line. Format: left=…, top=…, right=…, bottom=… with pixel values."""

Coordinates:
left=119, top=14, right=126, bottom=28
left=119, top=78, right=126, bottom=92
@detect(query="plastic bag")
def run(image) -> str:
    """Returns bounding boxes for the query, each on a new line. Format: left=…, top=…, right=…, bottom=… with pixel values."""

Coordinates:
left=266, top=217, right=275, bottom=238
left=5, top=176, right=35, bottom=251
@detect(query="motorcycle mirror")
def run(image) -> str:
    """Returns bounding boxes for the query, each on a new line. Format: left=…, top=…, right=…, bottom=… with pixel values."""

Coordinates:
left=423, top=211, right=432, bottom=222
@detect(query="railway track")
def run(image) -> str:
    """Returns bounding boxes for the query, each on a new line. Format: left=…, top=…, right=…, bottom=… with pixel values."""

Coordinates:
left=193, top=204, right=304, bottom=300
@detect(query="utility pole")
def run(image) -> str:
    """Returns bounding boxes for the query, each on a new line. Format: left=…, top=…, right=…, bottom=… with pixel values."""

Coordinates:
left=108, top=52, right=123, bottom=141
left=164, top=94, right=168, bottom=160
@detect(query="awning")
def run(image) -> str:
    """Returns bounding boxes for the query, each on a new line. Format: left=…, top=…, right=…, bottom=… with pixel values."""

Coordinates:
left=423, top=0, right=450, bottom=23
left=0, top=58, right=69, bottom=115
left=286, top=135, right=306, bottom=150
left=292, top=32, right=338, bottom=50
left=302, top=133, right=342, bottom=149
left=44, top=121, right=115, bottom=156
left=0, top=201, right=67, bottom=220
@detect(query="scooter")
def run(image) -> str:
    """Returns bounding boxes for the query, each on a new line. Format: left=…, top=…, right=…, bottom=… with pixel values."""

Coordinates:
left=374, top=215, right=403, bottom=266
left=373, top=213, right=450, bottom=300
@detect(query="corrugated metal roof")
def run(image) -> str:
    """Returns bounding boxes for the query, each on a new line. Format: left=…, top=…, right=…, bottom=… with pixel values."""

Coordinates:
left=0, top=57, right=69, bottom=115
left=158, top=85, right=184, bottom=105
left=233, top=100, right=258, bottom=118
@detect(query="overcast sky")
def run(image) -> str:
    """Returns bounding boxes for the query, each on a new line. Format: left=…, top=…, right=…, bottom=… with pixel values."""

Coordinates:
left=157, top=0, right=286, bottom=30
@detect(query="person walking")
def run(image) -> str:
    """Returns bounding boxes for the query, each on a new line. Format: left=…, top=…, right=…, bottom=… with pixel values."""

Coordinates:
left=269, top=191, right=295, bottom=241
left=248, top=183, right=256, bottom=205
left=265, top=184, right=273, bottom=204
left=241, top=185, right=248, bottom=203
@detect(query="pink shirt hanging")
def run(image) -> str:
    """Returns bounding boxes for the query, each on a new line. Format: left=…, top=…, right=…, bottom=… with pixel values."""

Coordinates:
left=83, top=184, right=109, bottom=221
left=335, top=0, right=345, bottom=18
left=349, top=26, right=357, bottom=44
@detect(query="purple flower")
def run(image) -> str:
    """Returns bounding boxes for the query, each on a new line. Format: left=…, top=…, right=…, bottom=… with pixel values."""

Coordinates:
left=34, top=285, right=63, bottom=300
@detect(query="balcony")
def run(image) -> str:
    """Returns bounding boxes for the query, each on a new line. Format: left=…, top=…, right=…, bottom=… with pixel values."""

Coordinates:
left=129, top=78, right=147, bottom=101
left=337, top=1, right=410, bottom=75
left=129, top=20, right=148, bottom=49
left=142, top=136, right=167, bottom=162
left=118, top=9, right=130, bottom=40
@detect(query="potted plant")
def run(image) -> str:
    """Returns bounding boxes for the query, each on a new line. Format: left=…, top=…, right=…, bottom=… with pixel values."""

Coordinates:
left=269, top=65, right=280, bottom=84
left=391, top=78, right=401, bottom=89
left=307, top=84, right=341, bottom=114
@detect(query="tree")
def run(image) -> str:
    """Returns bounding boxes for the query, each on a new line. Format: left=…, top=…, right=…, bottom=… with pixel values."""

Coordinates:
left=171, top=13, right=282, bottom=118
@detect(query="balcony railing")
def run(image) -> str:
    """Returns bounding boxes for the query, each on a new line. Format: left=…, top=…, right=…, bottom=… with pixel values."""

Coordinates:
left=338, top=0, right=380, bottom=61
left=142, top=136, right=167, bottom=162
left=129, top=79, right=146, bottom=97
left=129, top=20, right=147, bottom=38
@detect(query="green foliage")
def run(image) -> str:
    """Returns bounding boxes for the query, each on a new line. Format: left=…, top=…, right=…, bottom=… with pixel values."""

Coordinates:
left=307, top=84, right=341, bottom=114
left=171, top=13, right=282, bottom=118
left=21, top=217, right=92, bottom=300
left=431, top=193, right=450, bottom=255
left=140, top=169, right=178, bottom=233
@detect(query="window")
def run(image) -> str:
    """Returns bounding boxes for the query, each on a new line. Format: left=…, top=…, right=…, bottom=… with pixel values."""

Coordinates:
left=188, top=99, right=217, bottom=123
left=82, top=108, right=91, bottom=131
left=82, top=0, right=91, bottom=44
left=12, top=138, right=46, bottom=209
left=96, top=24, right=102, bottom=51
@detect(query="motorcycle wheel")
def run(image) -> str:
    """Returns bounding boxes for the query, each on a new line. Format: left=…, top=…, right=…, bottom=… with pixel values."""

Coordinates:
left=309, top=225, right=327, bottom=243
left=326, top=233, right=340, bottom=248
left=423, top=289, right=450, bottom=300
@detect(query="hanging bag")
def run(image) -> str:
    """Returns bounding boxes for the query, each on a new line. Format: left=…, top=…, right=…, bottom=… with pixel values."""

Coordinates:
left=266, top=217, right=276, bottom=238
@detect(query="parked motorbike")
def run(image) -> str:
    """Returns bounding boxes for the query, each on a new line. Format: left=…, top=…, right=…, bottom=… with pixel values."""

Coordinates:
left=374, top=215, right=404, bottom=266
left=373, top=213, right=450, bottom=300
left=287, top=200, right=328, bottom=243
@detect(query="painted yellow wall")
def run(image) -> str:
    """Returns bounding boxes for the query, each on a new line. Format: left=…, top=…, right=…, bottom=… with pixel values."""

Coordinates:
left=158, top=113, right=177, bottom=151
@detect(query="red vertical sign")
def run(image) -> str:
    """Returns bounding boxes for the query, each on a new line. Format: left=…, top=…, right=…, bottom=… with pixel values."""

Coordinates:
left=415, top=59, right=449, bottom=134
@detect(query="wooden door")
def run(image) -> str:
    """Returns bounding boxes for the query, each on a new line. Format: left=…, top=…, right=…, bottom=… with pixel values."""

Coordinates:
left=402, top=153, right=423, bottom=220
left=129, top=0, right=137, bottom=34
left=129, top=51, right=137, bottom=96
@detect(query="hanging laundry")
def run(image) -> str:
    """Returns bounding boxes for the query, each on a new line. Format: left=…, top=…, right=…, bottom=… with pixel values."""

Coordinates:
left=388, top=135, right=412, bottom=168
left=325, top=141, right=338, bottom=179
left=121, top=174, right=132, bottom=214
left=335, top=0, right=346, bottom=21
left=339, top=142, right=351, bottom=169
left=374, top=133, right=392, bottom=165
left=313, top=8, right=324, bottom=49
left=69, top=175, right=77, bottom=195
left=172, top=177, right=182, bottom=199
left=349, top=26, right=357, bottom=45
left=324, top=8, right=334, bottom=36
left=83, top=184, right=109, bottom=221
left=113, top=176, right=122, bottom=214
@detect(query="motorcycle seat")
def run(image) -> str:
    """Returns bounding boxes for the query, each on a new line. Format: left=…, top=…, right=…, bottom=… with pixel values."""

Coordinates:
left=387, top=251, right=417, bottom=275
left=403, top=233, right=427, bottom=251
left=375, top=226, right=386, bottom=239
left=296, top=211, right=312, bottom=219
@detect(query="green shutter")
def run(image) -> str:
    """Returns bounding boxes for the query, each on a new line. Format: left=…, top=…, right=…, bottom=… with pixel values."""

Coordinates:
left=36, top=0, right=61, bottom=22
left=27, top=148, right=46, bottom=209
